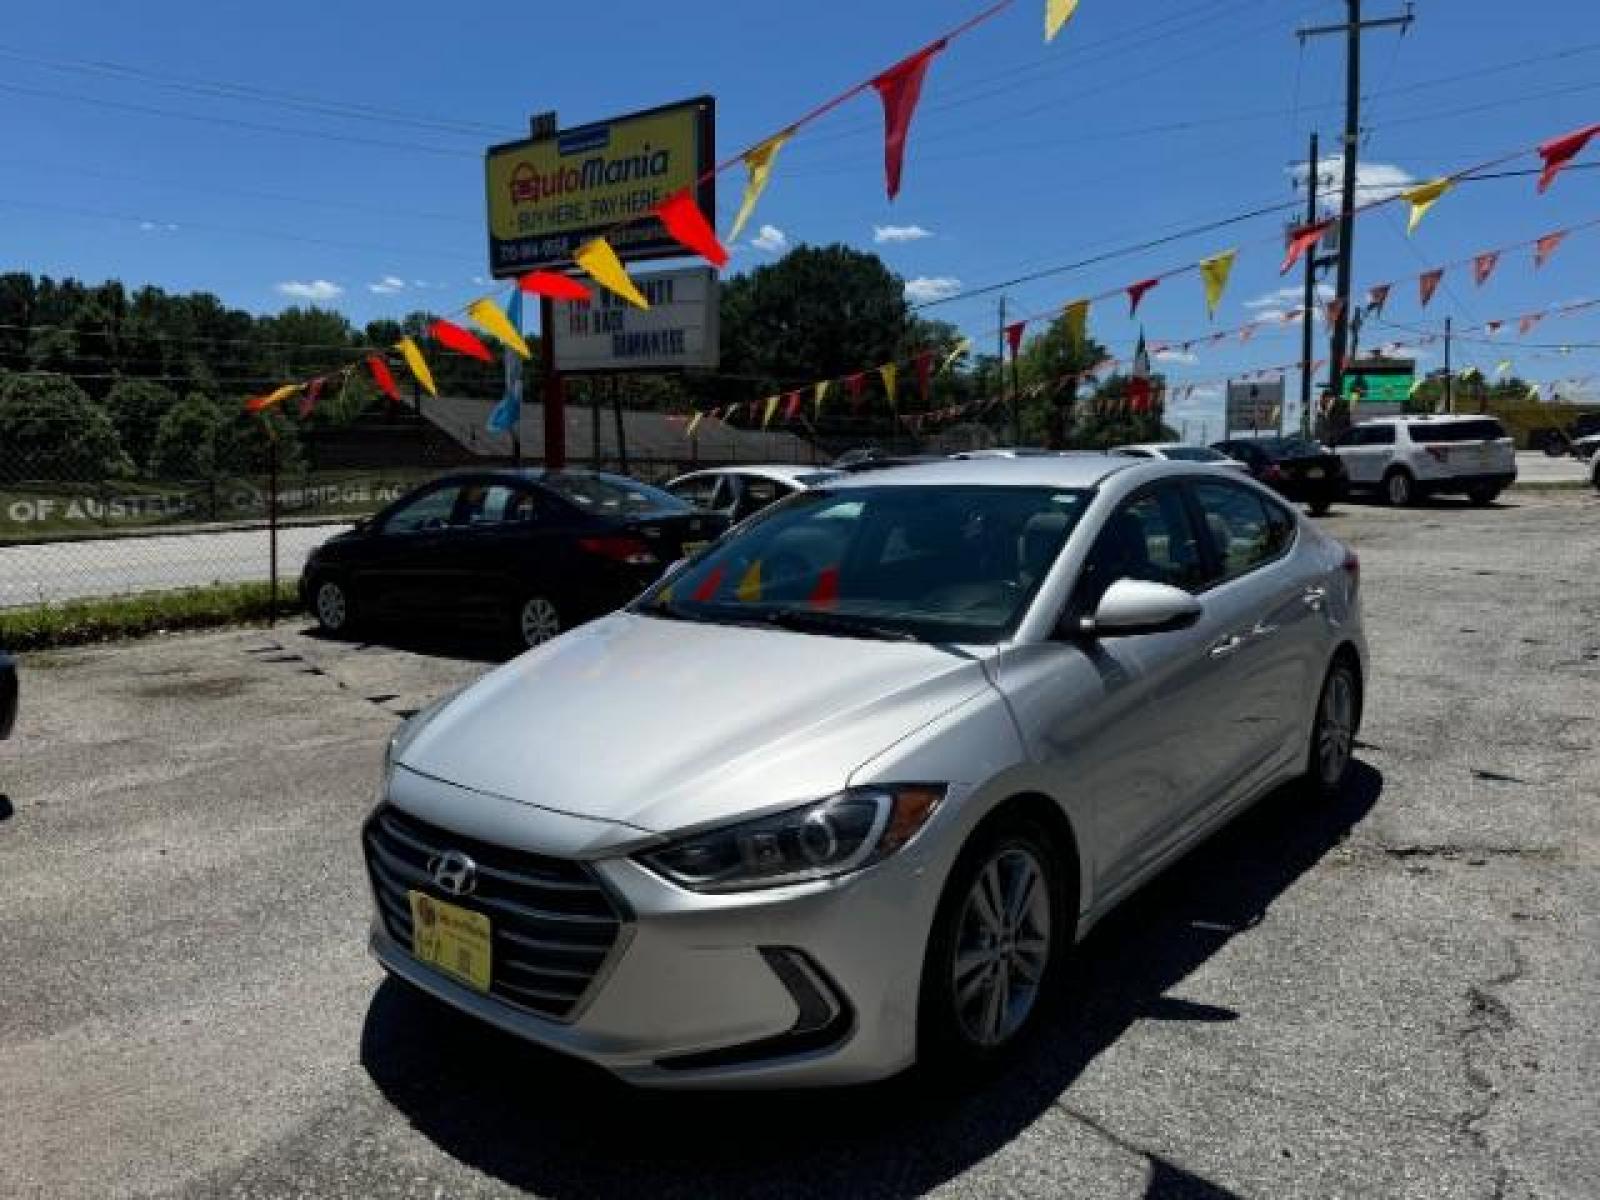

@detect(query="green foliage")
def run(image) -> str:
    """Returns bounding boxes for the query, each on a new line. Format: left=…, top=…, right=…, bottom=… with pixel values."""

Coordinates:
left=148, top=392, right=301, bottom=479
left=1013, top=314, right=1110, bottom=445
left=0, top=581, right=300, bottom=652
left=104, top=379, right=178, bottom=469
left=0, top=372, right=133, bottom=481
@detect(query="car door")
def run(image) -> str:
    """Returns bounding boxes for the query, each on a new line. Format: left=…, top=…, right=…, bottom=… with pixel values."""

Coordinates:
left=1003, top=482, right=1225, bottom=901
left=355, top=481, right=464, bottom=621
left=443, top=482, right=564, bottom=629
left=1185, top=478, right=1320, bottom=799
left=1338, top=425, right=1389, bottom=486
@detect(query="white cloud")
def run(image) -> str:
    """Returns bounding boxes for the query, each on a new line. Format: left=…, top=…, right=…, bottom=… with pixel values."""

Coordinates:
left=367, top=275, right=407, bottom=295
left=904, top=276, right=962, bottom=304
left=874, top=223, right=933, bottom=244
left=1155, top=349, right=1199, bottom=365
left=1288, top=155, right=1416, bottom=203
left=1246, top=283, right=1333, bottom=310
left=275, top=279, right=343, bottom=301
left=471, top=275, right=485, bottom=285
left=751, top=224, right=788, bottom=254
left=137, top=220, right=178, bottom=233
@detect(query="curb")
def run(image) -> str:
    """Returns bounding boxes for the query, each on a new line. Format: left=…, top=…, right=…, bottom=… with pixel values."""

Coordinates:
left=0, top=516, right=356, bottom=550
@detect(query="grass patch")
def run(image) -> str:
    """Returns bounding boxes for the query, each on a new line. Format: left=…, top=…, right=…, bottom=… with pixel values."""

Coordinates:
left=0, top=581, right=302, bottom=652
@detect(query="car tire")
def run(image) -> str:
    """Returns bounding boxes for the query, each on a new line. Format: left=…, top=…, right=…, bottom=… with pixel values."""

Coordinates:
left=310, top=575, right=356, bottom=637
left=918, top=813, right=1067, bottom=1077
left=1304, top=657, right=1360, bottom=800
left=1383, top=468, right=1415, bottom=507
left=1308, top=497, right=1332, bottom=516
left=1467, top=485, right=1500, bottom=506
left=515, top=593, right=563, bottom=650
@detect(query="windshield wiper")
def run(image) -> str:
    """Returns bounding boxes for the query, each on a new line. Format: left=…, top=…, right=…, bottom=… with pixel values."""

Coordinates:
left=757, top=609, right=919, bottom=642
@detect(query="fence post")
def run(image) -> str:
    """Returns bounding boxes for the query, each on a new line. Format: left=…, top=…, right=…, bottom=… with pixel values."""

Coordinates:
left=267, top=428, right=279, bottom=627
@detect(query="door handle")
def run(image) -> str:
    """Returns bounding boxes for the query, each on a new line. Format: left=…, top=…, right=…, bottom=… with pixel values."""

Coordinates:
left=1249, top=620, right=1279, bottom=640
left=1207, top=634, right=1245, bottom=660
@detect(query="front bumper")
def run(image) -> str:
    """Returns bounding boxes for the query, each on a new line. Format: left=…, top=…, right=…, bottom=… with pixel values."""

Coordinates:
left=365, top=788, right=954, bottom=1088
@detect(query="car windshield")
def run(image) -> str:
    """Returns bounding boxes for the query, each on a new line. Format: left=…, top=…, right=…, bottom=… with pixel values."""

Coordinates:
left=1159, top=446, right=1229, bottom=462
left=634, top=485, right=1093, bottom=644
left=542, top=472, right=690, bottom=515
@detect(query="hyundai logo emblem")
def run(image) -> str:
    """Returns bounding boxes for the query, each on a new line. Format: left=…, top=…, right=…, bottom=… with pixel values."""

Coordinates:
left=428, top=849, right=478, bottom=897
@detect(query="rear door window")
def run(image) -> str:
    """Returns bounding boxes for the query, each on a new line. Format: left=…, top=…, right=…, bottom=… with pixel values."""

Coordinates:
left=1190, top=481, right=1287, bottom=584
left=668, top=475, right=722, bottom=509
left=1072, top=485, right=1206, bottom=614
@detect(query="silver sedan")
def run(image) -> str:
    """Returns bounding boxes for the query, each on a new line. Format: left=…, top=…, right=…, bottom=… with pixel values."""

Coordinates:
left=364, top=455, right=1366, bottom=1087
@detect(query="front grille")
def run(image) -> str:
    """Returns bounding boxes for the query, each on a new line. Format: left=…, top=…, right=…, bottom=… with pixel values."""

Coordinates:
left=363, top=805, right=625, bottom=1021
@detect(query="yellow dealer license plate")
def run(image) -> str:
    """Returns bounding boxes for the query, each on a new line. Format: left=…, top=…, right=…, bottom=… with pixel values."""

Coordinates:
left=409, top=891, right=491, bottom=993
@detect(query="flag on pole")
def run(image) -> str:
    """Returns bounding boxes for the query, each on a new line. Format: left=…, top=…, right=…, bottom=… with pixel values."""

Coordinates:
left=487, top=289, right=525, bottom=435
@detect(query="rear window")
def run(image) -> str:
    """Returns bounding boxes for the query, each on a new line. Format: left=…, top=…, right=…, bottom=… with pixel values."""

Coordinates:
left=1407, top=419, right=1507, bottom=443
left=1160, top=446, right=1229, bottom=462
left=544, top=472, right=691, bottom=515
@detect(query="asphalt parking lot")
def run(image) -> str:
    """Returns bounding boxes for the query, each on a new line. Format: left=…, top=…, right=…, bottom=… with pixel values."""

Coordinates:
left=2, top=490, right=1596, bottom=1199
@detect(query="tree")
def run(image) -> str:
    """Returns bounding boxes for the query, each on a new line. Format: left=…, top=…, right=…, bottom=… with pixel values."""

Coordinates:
left=0, top=372, right=133, bottom=482
left=103, top=380, right=178, bottom=473
left=1012, top=314, right=1109, bottom=446
left=147, top=392, right=225, bottom=479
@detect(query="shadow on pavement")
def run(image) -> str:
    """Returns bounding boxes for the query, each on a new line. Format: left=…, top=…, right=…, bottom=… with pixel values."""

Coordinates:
left=295, top=621, right=507, bottom=665
left=361, top=763, right=1383, bottom=1200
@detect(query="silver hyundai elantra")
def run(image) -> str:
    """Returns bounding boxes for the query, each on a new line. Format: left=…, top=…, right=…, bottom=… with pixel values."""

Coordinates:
left=364, top=455, right=1366, bottom=1087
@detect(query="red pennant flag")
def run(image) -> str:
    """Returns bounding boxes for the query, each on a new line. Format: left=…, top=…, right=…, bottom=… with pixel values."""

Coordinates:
left=430, top=319, right=493, bottom=362
left=871, top=41, right=946, bottom=201
left=1536, top=123, right=1600, bottom=194
left=1239, top=325, right=1256, bottom=344
left=914, top=348, right=934, bottom=400
left=1519, top=313, right=1544, bottom=336
left=653, top=187, right=729, bottom=268
left=1472, top=252, right=1500, bottom=287
left=1323, top=297, right=1346, bottom=329
left=1126, top=278, right=1159, bottom=317
left=1281, top=219, right=1332, bottom=274
left=1485, top=320, right=1503, bottom=335
left=1419, top=269, right=1444, bottom=308
left=1128, top=376, right=1152, bottom=413
left=783, top=391, right=803, bottom=421
left=1003, top=320, right=1026, bottom=357
left=845, top=372, right=867, bottom=408
left=299, top=376, right=325, bottom=419
left=367, top=354, right=401, bottom=403
left=1534, top=231, right=1566, bottom=269
left=1367, top=284, right=1391, bottom=313
left=808, top=565, right=840, bottom=610
left=517, top=272, right=592, bottom=301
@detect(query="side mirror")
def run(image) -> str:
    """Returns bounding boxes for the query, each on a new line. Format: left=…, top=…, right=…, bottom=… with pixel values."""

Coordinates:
left=1076, top=578, right=1201, bottom=638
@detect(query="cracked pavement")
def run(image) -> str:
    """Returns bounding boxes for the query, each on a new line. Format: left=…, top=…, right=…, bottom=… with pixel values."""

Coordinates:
left=0, top=490, right=1596, bottom=1198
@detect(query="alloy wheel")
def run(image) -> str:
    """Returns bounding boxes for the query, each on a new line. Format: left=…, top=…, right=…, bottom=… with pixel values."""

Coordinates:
left=1317, top=668, right=1356, bottom=789
left=315, top=581, right=347, bottom=631
left=950, top=846, right=1052, bottom=1048
left=519, top=596, right=561, bottom=647
left=1386, top=472, right=1412, bottom=506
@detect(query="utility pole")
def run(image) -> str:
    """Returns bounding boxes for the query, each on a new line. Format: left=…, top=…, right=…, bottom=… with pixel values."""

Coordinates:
left=1443, top=316, right=1454, bottom=414
left=1298, top=130, right=1320, bottom=438
left=998, top=295, right=1018, bottom=445
left=1299, top=2, right=1414, bottom=401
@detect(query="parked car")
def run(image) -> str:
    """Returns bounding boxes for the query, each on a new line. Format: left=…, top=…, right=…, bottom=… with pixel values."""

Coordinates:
left=947, top=447, right=1061, bottom=459
left=1113, top=443, right=1250, bottom=470
left=300, top=470, right=726, bottom=650
left=363, top=455, right=1365, bottom=1087
left=665, top=465, right=844, bottom=523
left=1590, top=444, right=1600, bottom=492
left=1570, top=432, right=1600, bottom=463
left=0, top=650, right=15, bottom=740
left=1331, top=415, right=1516, bottom=506
left=1210, top=435, right=1348, bottom=515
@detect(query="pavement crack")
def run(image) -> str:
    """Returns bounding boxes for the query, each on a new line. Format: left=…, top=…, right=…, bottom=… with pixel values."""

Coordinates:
left=1454, top=939, right=1529, bottom=1200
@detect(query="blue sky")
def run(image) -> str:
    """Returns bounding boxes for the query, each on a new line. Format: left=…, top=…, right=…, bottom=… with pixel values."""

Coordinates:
left=3, top=0, right=1597, bottom=436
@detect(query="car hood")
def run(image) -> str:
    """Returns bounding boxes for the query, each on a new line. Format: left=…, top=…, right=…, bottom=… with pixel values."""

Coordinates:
left=397, top=611, right=997, bottom=835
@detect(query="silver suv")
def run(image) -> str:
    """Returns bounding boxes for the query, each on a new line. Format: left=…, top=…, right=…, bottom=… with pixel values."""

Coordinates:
left=1332, top=416, right=1515, bottom=506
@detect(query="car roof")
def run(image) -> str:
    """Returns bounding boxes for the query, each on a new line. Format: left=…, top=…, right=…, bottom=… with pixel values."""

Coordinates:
left=1358, top=414, right=1494, bottom=426
left=824, top=453, right=1137, bottom=490
left=670, top=464, right=838, bottom=486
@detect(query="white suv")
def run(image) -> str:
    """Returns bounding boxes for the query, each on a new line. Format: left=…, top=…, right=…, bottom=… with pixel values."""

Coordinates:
left=1333, top=415, right=1516, bottom=506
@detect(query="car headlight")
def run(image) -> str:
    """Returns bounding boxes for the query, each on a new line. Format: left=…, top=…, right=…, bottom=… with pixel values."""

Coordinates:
left=638, top=785, right=945, bottom=893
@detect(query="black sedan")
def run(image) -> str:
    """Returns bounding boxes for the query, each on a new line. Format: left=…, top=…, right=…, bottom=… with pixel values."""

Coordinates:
left=300, top=470, right=726, bottom=649
left=1211, top=436, right=1348, bottom=515
left=0, top=649, right=15, bottom=740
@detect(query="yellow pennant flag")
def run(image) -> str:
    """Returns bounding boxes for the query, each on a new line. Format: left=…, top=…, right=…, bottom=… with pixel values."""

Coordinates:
left=686, top=410, right=703, bottom=437
left=244, top=382, right=301, bottom=413
left=878, top=362, right=898, bottom=409
left=1198, top=250, right=1237, bottom=319
left=574, top=237, right=651, bottom=309
left=939, top=337, right=971, bottom=374
left=1403, top=178, right=1454, bottom=235
left=729, top=131, right=791, bottom=242
left=466, top=297, right=531, bottom=358
left=813, top=378, right=831, bottom=417
left=1045, top=0, right=1080, bottom=42
left=1062, top=299, right=1089, bottom=343
left=736, top=560, right=762, bottom=603
left=395, top=337, right=437, bottom=396
left=762, top=395, right=780, bottom=428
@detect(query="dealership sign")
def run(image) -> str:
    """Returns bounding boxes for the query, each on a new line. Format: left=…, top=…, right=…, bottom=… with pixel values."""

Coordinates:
left=551, top=267, right=719, bottom=373
left=1226, top=378, right=1285, bottom=432
left=485, top=97, right=715, bottom=276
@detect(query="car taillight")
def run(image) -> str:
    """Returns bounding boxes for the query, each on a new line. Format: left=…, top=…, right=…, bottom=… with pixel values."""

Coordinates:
left=578, top=535, right=658, bottom=566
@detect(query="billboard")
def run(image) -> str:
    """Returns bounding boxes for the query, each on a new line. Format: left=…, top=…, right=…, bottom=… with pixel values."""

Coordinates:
left=1226, top=378, right=1285, bottom=432
left=1344, top=358, right=1415, bottom=407
left=486, top=97, right=715, bottom=276
left=552, top=267, right=719, bottom=373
